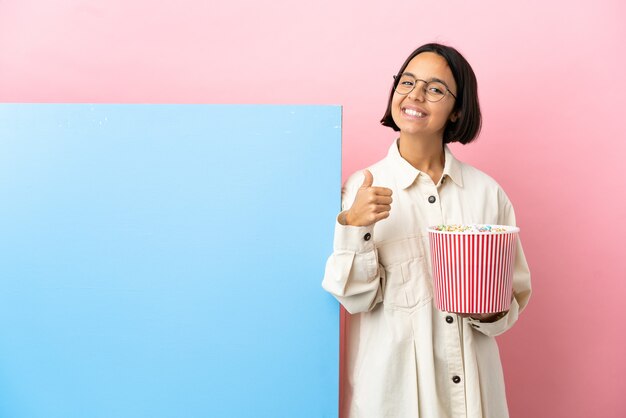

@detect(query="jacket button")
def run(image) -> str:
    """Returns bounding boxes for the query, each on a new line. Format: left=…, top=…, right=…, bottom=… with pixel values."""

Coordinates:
left=452, top=376, right=461, bottom=384
left=363, top=233, right=371, bottom=241
left=445, top=316, right=454, bottom=324
left=428, top=195, right=436, bottom=203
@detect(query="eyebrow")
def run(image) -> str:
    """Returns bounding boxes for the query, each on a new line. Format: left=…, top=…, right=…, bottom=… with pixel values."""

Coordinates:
left=403, top=72, right=452, bottom=89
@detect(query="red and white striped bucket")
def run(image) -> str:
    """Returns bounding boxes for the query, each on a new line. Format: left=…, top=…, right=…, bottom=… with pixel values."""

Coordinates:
left=428, top=225, right=519, bottom=314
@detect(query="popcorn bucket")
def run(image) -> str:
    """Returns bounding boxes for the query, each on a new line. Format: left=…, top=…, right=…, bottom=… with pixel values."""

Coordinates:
left=427, top=225, right=519, bottom=314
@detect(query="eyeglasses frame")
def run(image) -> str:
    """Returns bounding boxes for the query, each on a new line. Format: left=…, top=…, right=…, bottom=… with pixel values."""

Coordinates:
left=393, top=73, right=457, bottom=102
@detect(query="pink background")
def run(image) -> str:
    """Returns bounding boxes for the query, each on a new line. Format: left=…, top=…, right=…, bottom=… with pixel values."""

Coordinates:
left=2, top=1, right=625, bottom=416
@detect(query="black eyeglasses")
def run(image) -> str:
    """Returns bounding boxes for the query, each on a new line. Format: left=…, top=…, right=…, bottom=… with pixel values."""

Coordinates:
left=393, top=73, right=457, bottom=102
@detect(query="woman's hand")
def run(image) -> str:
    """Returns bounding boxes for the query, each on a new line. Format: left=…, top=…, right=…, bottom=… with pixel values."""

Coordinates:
left=458, top=311, right=508, bottom=323
left=345, top=170, right=393, bottom=227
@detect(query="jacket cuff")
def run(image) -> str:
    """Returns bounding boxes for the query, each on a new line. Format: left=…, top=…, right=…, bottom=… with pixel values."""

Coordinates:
left=467, top=298, right=520, bottom=337
left=333, top=218, right=375, bottom=253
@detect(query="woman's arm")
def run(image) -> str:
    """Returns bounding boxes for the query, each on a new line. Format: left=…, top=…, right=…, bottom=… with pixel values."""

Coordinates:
left=467, top=188, right=532, bottom=336
left=322, top=219, right=385, bottom=314
left=321, top=170, right=391, bottom=314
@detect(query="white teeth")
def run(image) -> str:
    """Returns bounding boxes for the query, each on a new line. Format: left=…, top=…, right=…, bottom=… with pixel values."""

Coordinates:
left=404, top=108, right=424, bottom=117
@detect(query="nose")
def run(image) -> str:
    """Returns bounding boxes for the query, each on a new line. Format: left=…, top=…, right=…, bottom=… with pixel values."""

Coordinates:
left=407, top=82, right=426, bottom=101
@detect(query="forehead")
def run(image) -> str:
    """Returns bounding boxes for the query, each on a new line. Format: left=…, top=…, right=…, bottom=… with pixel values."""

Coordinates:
left=404, top=52, right=456, bottom=88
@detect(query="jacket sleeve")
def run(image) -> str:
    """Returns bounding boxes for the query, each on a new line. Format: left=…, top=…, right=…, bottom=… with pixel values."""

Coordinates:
left=467, top=188, right=532, bottom=336
left=321, top=172, right=385, bottom=314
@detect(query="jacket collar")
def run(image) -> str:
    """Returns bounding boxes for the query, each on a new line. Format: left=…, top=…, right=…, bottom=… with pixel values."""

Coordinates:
left=387, top=138, right=464, bottom=189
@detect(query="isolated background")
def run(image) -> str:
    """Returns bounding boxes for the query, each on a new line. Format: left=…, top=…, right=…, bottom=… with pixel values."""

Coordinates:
left=1, top=1, right=625, bottom=417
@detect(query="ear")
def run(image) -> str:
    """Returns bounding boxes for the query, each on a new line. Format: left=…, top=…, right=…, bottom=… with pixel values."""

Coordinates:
left=449, top=112, right=460, bottom=123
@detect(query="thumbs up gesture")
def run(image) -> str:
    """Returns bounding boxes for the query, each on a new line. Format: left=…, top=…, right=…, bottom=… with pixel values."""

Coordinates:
left=345, top=170, right=393, bottom=227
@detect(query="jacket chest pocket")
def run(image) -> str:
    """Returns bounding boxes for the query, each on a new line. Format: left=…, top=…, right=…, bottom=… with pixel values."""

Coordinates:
left=376, top=236, right=432, bottom=310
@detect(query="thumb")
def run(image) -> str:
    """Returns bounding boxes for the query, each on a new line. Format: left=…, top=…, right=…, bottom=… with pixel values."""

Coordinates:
left=361, top=169, right=373, bottom=188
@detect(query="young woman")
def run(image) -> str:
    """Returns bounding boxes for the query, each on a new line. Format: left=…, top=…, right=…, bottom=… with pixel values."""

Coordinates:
left=322, top=43, right=532, bottom=418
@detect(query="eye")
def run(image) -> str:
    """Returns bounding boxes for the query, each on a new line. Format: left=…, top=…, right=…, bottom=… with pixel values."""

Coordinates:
left=427, top=82, right=446, bottom=95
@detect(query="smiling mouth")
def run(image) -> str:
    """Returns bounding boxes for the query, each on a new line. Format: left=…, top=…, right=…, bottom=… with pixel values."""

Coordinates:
left=402, top=108, right=426, bottom=118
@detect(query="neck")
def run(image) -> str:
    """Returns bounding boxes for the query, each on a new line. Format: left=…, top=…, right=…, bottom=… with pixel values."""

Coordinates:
left=398, top=134, right=445, bottom=183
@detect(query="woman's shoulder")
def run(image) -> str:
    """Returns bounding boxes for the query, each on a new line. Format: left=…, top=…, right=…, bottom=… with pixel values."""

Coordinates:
left=458, top=160, right=514, bottom=207
left=458, top=160, right=504, bottom=190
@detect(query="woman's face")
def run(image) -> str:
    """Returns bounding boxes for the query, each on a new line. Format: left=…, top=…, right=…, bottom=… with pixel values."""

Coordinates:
left=391, top=52, right=458, bottom=141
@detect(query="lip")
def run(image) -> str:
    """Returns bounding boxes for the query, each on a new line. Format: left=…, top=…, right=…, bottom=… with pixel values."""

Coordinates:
left=401, top=105, right=428, bottom=120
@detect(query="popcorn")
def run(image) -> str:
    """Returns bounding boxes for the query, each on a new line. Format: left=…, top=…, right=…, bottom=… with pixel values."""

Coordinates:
left=430, top=224, right=509, bottom=233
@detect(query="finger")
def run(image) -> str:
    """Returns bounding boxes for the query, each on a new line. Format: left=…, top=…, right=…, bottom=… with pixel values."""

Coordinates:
left=372, top=195, right=392, bottom=205
left=365, top=193, right=391, bottom=205
left=371, top=187, right=393, bottom=196
left=361, top=169, right=374, bottom=188
left=374, top=211, right=390, bottom=222
left=375, top=204, right=392, bottom=212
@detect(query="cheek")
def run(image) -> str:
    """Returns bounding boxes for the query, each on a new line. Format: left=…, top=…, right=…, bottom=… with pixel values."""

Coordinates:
left=391, top=90, right=404, bottom=106
left=390, top=96, right=402, bottom=118
left=438, top=104, right=456, bottom=122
